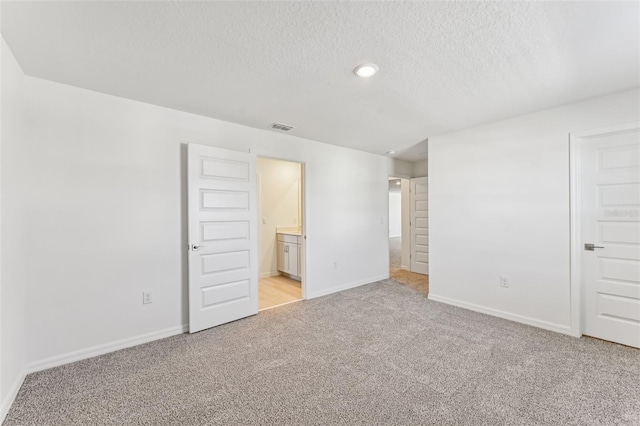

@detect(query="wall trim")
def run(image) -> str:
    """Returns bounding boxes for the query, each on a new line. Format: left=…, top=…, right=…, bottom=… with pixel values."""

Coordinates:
left=1, top=369, right=26, bottom=422
left=428, top=293, right=577, bottom=337
left=307, top=274, right=389, bottom=299
left=259, top=271, right=280, bottom=279
left=27, top=324, right=188, bottom=374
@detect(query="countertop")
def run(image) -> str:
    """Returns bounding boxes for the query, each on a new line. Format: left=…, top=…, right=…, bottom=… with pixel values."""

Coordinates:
left=276, top=227, right=302, bottom=236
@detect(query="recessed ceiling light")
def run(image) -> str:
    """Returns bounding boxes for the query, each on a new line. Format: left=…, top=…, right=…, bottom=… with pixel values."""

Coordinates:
left=386, top=150, right=396, bottom=155
left=354, top=63, right=379, bottom=78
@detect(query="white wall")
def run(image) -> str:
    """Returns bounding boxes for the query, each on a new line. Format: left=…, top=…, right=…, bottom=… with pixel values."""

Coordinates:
left=388, top=191, right=401, bottom=237
left=257, top=158, right=301, bottom=277
left=429, top=88, right=640, bottom=335
left=413, top=159, right=428, bottom=177
left=389, top=158, right=413, bottom=179
left=0, top=37, right=27, bottom=419
left=5, top=74, right=396, bottom=368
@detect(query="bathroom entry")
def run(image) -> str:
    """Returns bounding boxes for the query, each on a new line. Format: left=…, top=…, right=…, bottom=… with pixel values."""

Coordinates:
left=257, top=157, right=304, bottom=310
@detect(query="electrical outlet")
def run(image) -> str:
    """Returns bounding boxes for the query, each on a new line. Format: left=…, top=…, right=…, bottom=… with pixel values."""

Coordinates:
left=143, top=291, right=153, bottom=304
left=500, top=276, right=509, bottom=288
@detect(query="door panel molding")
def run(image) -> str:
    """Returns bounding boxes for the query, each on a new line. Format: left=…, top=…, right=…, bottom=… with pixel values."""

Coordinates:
left=188, top=143, right=259, bottom=333
left=410, top=177, right=429, bottom=275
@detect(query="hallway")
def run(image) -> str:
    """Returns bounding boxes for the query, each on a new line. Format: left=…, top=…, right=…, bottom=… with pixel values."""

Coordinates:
left=389, top=237, right=429, bottom=296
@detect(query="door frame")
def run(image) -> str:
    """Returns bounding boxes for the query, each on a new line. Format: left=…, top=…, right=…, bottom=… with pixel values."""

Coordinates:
left=387, top=175, right=411, bottom=275
left=256, top=154, right=307, bottom=301
left=569, top=121, right=639, bottom=338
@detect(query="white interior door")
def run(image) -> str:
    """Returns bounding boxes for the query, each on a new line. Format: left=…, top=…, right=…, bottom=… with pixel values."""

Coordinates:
left=188, top=144, right=258, bottom=333
left=579, top=123, right=640, bottom=348
left=411, top=177, right=429, bottom=274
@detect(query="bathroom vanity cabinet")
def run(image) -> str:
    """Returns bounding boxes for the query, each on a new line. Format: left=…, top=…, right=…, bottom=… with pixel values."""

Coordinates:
left=277, top=233, right=301, bottom=280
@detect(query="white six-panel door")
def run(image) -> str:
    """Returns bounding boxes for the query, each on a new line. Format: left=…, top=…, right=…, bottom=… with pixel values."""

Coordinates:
left=579, top=123, right=640, bottom=348
left=188, top=144, right=258, bottom=333
left=411, top=177, right=429, bottom=275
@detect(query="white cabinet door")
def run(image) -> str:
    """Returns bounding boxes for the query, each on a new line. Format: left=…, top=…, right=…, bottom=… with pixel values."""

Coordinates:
left=284, top=244, right=291, bottom=273
left=276, top=234, right=301, bottom=277
left=188, top=144, right=258, bottom=333
left=277, top=242, right=286, bottom=272
left=277, top=242, right=292, bottom=274
left=288, top=243, right=299, bottom=277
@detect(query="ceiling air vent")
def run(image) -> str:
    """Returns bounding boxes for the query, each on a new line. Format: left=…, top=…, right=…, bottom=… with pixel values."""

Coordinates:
left=270, top=122, right=295, bottom=132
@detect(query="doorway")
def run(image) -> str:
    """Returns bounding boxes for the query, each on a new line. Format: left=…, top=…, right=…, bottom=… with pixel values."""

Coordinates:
left=388, top=177, right=406, bottom=273
left=388, top=176, right=429, bottom=295
left=187, top=145, right=306, bottom=333
left=257, top=157, right=304, bottom=310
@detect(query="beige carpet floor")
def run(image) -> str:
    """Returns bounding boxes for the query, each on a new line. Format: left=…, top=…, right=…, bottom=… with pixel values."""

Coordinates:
left=5, top=280, right=640, bottom=425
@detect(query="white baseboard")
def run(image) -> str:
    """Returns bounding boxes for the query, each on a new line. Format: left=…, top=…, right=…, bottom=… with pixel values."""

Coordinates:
left=259, top=271, right=280, bottom=279
left=1, top=369, right=26, bottom=422
left=27, top=324, right=188, bottom=374
left=1, top=325, right=188, bottom=420
left=389, top=234, right=401, bottom=238
left=400, top=264, right=409, bottom=270
left=428, top=294, right=576, bottom=337
left=307, top=274, right=389, bottom=299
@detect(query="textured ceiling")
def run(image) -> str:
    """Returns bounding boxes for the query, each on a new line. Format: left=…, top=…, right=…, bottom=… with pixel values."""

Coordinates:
left=2, top=1, right=639, bottom=161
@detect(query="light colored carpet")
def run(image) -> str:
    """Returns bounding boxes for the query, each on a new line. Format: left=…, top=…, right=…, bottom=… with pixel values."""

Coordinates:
left=5, top=280, right=640, bottom=425
left=389, top=236, right=429, bottom=295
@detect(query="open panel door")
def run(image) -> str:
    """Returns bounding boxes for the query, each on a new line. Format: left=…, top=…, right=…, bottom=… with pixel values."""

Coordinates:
left=579, top=123, right=640, bottom=348
left=411, top=177, right=429, bottom=274
left=188, top=144, right=258, bottom=333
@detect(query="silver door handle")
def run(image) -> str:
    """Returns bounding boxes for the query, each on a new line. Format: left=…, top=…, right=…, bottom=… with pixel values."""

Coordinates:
left=191, top=244, right=206, bottom=251
left=584, top=243, right=604, bottom=251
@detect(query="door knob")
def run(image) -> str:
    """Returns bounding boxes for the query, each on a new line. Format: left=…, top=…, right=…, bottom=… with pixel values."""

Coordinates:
left=584, top=243, right=604, bottom=251
left=191, top=244, right=205, bottom=251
